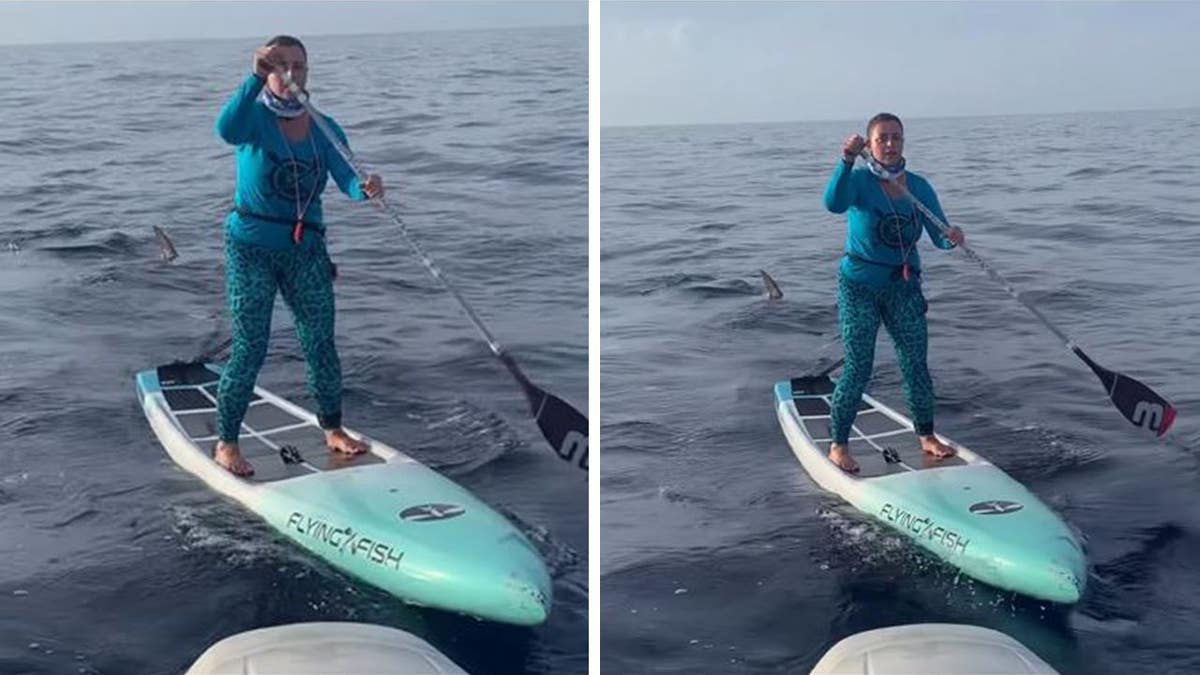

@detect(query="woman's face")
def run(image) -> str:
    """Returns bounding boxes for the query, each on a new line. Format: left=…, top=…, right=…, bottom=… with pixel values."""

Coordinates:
left=266, top=45, right=308, bottom=99
left=868, top=120, right=904, bottom=166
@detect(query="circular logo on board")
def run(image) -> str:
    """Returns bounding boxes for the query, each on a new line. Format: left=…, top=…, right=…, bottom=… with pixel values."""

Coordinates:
left=399, top=503, right=466, bottom=522
left=969, top=500, right=1024, bottom=516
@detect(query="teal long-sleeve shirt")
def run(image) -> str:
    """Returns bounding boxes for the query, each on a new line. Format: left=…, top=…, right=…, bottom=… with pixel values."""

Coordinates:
left=823, top=159, right=955, bottom=288
left=216, top=74, right=365, bottom=250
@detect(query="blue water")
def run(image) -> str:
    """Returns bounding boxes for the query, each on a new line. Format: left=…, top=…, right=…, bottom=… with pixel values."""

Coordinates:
left=0, top=27, right=586, bottom=674
left=601, top=109, right=1200, bottom=673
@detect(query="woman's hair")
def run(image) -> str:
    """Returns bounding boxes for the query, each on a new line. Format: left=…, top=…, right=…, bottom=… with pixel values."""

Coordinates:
left=867, top=112, right=903, bottom=137
left=265, top=35, right=307, bottom=58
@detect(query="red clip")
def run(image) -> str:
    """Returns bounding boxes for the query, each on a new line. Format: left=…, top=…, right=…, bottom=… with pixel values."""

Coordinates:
left=902, top=264, right=911, bottom=281
left=292, top=220, right=303, bottom=245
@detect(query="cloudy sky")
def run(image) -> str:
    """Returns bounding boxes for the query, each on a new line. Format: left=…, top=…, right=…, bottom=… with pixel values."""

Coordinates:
left=601, top=1, right=1200, bottom=126
left=0, top=1, right=585, bottom=45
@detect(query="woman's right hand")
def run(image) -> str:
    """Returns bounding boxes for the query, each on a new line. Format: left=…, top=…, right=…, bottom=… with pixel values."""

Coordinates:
left=842, top=134, right=866, bottom=162
left=253, top=46, right=282, bottom=79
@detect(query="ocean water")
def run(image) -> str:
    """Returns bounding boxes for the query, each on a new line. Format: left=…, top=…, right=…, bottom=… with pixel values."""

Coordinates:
left=601, top=109, right=1200, bottom=673
left=0, top=27, right=587, bottom=674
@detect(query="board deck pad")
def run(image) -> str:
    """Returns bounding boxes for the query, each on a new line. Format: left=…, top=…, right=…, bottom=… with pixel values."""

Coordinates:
left=156, top=362, right=382, bottom=483
left=787, top=376, right=966, bottom=478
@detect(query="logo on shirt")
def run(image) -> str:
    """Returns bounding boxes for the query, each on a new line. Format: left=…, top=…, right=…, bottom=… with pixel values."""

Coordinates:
left=875, top=210, right=921, bottom=250
left=266, top=150, right=321, bottom=201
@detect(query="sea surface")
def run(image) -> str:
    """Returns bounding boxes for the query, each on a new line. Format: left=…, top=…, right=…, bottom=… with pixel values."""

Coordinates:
left=601, top=108, right=1200, bottom=673
left=0, top=26, right=587, bottom=674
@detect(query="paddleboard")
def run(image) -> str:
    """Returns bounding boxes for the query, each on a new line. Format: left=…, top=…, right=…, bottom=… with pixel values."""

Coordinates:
left=810, top=623, right=1058, bottom=674
left=136, top=361, right=551, bottom=626
left=775, top=374, right=1086, bottom=603
left=186, top=622, right=466, bottom=674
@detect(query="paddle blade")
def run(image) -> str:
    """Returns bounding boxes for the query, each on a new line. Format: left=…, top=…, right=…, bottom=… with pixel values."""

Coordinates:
left=1108, top=372, right=1177, bottom=437
left=497, top=352, right=588, bottom=470
left=534, top=388, right=589, bottom=471
left=1075, top=347, right=1177, bottom=437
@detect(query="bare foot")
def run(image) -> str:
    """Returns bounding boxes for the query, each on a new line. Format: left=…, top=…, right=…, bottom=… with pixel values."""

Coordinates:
left=828, top=443, right=859, bottom=474
left=214, top=441, right=255, bottom=477
left=325, top=428, right=369, bottom=456
left=919, top=435, right=956, bottom=460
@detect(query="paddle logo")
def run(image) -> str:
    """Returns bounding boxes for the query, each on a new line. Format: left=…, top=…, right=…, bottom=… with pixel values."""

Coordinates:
left=969, top=500, right=1024, bottom=516
left=558, top=430, right=588, bottom=470
left=1132, top=401, right=1165, bottom=432
left=400, top=503, right=466, bottom=522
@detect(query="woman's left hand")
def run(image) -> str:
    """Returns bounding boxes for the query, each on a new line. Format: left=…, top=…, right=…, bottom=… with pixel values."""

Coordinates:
left=947, top=226, right=966, bottom=246
left=361, top=174, right=384, bottom=199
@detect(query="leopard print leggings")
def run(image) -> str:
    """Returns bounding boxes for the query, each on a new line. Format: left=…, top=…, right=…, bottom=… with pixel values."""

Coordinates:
left=217, top=235, right=342, bottom=441
left=830, top=273, right=936, bottom=444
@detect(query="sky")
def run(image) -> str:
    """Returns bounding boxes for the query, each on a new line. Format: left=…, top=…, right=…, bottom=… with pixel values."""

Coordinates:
left=601, top=1, right=1200, bottom=126
left=0, top=1, right=586, bottom=46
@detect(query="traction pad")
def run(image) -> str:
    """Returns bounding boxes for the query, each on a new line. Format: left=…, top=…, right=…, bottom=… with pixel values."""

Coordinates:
left=787, top=375, right=965, bottom=477
left=156, top=361, right=382, bottom=483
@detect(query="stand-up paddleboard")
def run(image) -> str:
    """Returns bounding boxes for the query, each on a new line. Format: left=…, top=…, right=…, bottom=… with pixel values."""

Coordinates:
left=186, top=622, right=467, bottom=675
left=774, top=374, right=1086, bottom=603
left=810, top=623, right=1059, bottom=674
left=136, top=361, right=551, bottom=626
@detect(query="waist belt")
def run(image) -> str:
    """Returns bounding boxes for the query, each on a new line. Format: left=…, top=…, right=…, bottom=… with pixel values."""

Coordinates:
left=233, top=207, right=325, bottom=241
left=845, top=253, right=920, bottom=281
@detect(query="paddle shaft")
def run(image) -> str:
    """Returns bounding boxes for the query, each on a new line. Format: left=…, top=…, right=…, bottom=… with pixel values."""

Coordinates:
left=858, top=150, right=1079, bottom=349
left=274, top=73, right=591, bottom=464
left=280, top=75, right=506, bottom=358
left=856, top=149, right=1176, bottom=438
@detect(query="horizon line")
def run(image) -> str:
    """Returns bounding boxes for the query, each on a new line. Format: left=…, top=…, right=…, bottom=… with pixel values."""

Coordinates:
left=601, top=104, right=1200, bottom=131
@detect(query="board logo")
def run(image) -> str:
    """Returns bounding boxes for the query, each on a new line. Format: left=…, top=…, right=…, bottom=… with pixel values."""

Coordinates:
left=969, top=500, right=1023, bottom=515
left=879, top=503, right=969, bottom=554
left=286, top=511, right=404, bottom=570
left=399, top=503, right=466, bottom=522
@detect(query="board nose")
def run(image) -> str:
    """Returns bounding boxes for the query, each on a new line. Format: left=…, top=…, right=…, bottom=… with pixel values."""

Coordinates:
left=1042, top=536, right=1087, bottom=603
left=495, top=535, right=553, bottom=625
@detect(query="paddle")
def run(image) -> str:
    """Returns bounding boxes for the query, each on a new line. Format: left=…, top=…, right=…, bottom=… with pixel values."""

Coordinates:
left=858, top=149, right=1177, bottom=437
left=275, top=72, right=588, bottom=471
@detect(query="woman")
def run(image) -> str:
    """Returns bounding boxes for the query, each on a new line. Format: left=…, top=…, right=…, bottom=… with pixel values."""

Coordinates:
left=213, top=35, right=384, bottom=476
left=821, top=112, right=964, bottom=474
